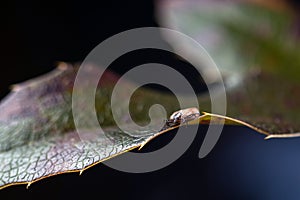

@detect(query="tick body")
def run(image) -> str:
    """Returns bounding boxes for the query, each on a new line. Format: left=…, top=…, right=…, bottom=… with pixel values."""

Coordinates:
left=166, top=107, right=200, bottom=127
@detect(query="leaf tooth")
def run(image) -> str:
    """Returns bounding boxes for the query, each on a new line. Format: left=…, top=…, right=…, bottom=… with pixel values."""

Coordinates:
left=9, top=84, right=22, bottom=92
left=79, top=169, right=84, bottom=176
left=26, top=182, right=32, bottom=189
left=138, top=142, right=147, bottom=151
left=56, top=62, right=71, bottom=71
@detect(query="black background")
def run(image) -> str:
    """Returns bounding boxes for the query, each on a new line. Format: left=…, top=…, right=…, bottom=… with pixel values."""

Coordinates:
left=1, top=1, right=300, bottom=199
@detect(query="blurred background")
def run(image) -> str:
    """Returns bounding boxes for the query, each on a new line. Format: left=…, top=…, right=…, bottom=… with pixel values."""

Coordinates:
left=1, top=0, right=300, bottom=199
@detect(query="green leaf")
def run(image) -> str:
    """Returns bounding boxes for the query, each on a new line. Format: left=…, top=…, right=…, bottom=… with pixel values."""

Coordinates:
left=0, top=60, right=296, bottom=189
left=1, top=2, right=300, bottom=189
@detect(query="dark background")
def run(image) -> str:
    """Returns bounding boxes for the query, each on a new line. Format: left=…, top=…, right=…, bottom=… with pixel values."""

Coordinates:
left=1, top=0, right=300, bottom=199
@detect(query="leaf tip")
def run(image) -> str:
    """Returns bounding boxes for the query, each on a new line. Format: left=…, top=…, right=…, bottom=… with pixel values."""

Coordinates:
left=265, top=133, right=300, bottom=140
left=264, top=135, right=272, bottom=140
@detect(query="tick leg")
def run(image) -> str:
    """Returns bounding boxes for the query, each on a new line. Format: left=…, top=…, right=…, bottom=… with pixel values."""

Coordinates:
left=165, top=118, right=181, bottom=128
left=165, top=119, right=176, bottom=127
left=181, top=118, right=188, bottom=127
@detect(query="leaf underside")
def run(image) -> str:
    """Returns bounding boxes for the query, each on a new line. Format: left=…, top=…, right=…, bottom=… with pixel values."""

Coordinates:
left=2, top=2, right=300, bottom=187
left=0, top=65, right=176, bottom=189
left=0, top=62, right=299, bottom=190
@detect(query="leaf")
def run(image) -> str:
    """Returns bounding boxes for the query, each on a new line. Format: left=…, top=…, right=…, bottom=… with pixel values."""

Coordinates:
left=1, top=2, right=300, bottom=188
left=0, top=59, right=296, bottom=189
left=157, top=0, right=300, bottom=136
left=0, top=63, right=185, bottom=189
left=0, top=62, right=255, bottom=189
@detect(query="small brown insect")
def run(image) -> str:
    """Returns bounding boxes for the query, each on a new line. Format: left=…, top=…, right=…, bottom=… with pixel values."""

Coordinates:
left=166, top=107, right=200, bottom=127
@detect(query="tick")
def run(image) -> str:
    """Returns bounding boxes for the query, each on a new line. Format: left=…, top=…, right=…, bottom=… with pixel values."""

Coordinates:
left=166, top=107, right=200, bottom=127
